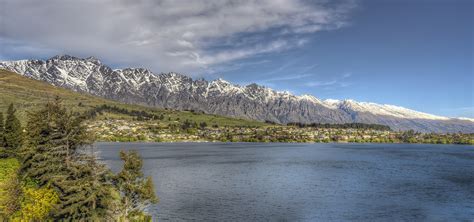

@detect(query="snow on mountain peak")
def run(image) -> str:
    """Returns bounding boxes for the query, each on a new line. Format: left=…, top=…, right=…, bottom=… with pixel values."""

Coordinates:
left=457, top=117, right=474, bottom=122
left=322, top=99, right=341, bottom=109
left=213, top=78, right=231, bottom=85
left=1, top=55, right=472, bottom=133
left=298, top=94, right=321, bottom=103
left=85, top=56, right=101, bottom=64
left=323, top=99, right=450, bottom=121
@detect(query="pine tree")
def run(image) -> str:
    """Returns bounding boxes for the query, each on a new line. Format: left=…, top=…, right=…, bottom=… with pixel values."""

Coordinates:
left=21, top=98, right=116, bottom=220
left=21, top=99, right=87, bottom=183
left=116, top=150, right=158, bottom=220
left=4, top=104, right=23, bottom=150
left=52, top=154, right=117, bottom=220
left=20, top=98, right=157, bottom=220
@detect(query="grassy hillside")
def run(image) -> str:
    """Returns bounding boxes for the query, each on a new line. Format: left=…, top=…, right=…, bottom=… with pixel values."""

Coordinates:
left=0, top=69, right=267, bottom=127
left=1, top=69, right=471, bottom=144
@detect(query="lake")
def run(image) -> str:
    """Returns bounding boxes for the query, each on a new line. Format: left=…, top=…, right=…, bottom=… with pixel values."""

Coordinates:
left=95, top=142, right=474, bottom=221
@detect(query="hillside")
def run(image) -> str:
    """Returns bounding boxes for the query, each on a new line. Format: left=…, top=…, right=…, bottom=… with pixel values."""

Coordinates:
left=1, top=69, right=472, bottom=144
left=1, top=55, right=472, bottom=133
left=0, top=69, right=267, bottom=127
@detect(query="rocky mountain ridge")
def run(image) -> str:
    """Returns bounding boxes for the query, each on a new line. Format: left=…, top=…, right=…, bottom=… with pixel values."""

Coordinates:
left=1, top=55, right=473, bottom=133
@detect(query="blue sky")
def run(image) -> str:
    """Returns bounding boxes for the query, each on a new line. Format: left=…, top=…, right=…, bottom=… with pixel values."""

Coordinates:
left=219, top=0, right=474, bottom=118
left=0, top=0, right=472, bottom=117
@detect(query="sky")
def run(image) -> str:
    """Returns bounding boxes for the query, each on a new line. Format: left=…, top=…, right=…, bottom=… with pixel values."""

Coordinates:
left=0, top=0, right=472, bottom=118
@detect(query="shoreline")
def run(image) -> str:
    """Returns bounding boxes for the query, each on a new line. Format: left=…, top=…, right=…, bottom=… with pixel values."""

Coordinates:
left=93, top=140, right=474, bottom=146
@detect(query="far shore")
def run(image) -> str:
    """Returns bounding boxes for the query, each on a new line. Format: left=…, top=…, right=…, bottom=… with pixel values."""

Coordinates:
left=93, top=140, right=474, bottom=145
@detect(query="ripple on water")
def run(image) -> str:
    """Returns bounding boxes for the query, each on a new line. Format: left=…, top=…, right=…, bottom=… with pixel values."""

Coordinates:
left=96, top=142, right=474, bottom=221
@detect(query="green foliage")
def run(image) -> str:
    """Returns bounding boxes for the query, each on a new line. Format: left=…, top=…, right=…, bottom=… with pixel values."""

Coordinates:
left=0, top=176, right=22, bottom=219
left=13, top=98, right=158, bottom=220
left=14, top=185, right=59, bottom=221
left=4, top=104, right=23, bottom=151
left=199, top=121, right=208, bottom=129
left=22, top=98, right=90, bottom=184
left=0, top=112, right=4, bottom=148
left=287, top=122, right=392, bottom=131
left=0, top=158, right=60, bottom=221
left=116, top=150, right=158, bottom=220
left=20, top=98, right=116, bottom=220
left=0, top=158, right=21, bottom=218
left=0, top=158, right=20, bottom=182
left=51, top=157, right=116, bottom=220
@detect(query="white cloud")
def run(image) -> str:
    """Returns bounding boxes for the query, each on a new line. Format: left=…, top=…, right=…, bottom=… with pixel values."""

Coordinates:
left=264, top=73, right=313, bottom=82
left=305, top=72, right=353, bottom=88
left=198, top=39, right=296, bottom=65
left=306, top=80, right=338, bottom=87
left=0, top=0, right=356, bottom=75
left=342, top=72, right=352, bottom=78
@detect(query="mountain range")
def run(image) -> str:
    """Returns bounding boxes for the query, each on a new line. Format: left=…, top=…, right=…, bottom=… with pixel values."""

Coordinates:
left=1, top=55, right=473, bottom=133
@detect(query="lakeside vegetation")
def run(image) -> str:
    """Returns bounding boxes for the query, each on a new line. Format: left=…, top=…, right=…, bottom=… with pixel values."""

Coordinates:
left=87, top=116, right=473, bottom=144
left=0, top=101, right=157, bottom=221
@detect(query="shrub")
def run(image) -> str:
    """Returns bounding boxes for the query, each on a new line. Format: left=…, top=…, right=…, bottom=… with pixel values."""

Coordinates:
left=14, top=186, right=59, bottom=221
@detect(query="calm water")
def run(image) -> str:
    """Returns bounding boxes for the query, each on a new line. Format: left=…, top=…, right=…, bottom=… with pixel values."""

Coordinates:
left=95, top=142, right=474, bottom=221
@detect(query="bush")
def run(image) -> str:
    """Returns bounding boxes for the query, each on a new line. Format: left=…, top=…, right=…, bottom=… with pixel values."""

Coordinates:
left=14, top=186, right=59, bottom=221
left=0, top=158, right=21, bottom=218
left=0, top=158, right=20, bottom=182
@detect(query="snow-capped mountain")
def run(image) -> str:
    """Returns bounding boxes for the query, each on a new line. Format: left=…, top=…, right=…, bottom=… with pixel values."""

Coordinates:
left=1, top=55, right=473, bottom=133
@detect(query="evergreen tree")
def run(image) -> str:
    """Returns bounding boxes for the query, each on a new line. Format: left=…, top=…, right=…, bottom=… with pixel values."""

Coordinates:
left=52, top=155, right=117, bottom=220
left=116, top=150, right=157, bottom=220
left=22, top=99, right=88, bottom=183
left=4, top=104, right=23, bottom=150
left=21, top=98, right=116, bottom=220
left=199, top=121, right=208, bottom=129
left=18, top=98, right=158, bottom=220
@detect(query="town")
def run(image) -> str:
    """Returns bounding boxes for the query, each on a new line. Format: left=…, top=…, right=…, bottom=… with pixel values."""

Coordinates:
left=87, top=118, right=474, bottom=144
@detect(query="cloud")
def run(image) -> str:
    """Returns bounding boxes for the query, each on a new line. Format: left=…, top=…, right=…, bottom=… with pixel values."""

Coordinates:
left=305, top=72, right=352, bottom=88
left=264, top=73, right=313, bottom=82
left=342, top=72, right=352, bottom=78
left=0, top=0, right=356, bottom=75
left=194, top=39, right=296, bottom=66
left=306, top=80, right=338, bottom=87
left=205, top=60, right=272, bottom=77
left=253, top=61, right=318, bottom=85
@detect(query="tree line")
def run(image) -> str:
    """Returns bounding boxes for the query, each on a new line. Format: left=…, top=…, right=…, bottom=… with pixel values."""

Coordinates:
left=287, top=122, right=392, bottom=131
left=0, top=104, right=23, bottom=156
left=85, top=104, right=164, bottom=121
left=0, top=99, right=157, bottom=221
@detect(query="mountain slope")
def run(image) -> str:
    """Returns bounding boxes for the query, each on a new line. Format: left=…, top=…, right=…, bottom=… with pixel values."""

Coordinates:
left=1, top=55, right=473, bottom=133
left=0, top=69, right=266, bottom=127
